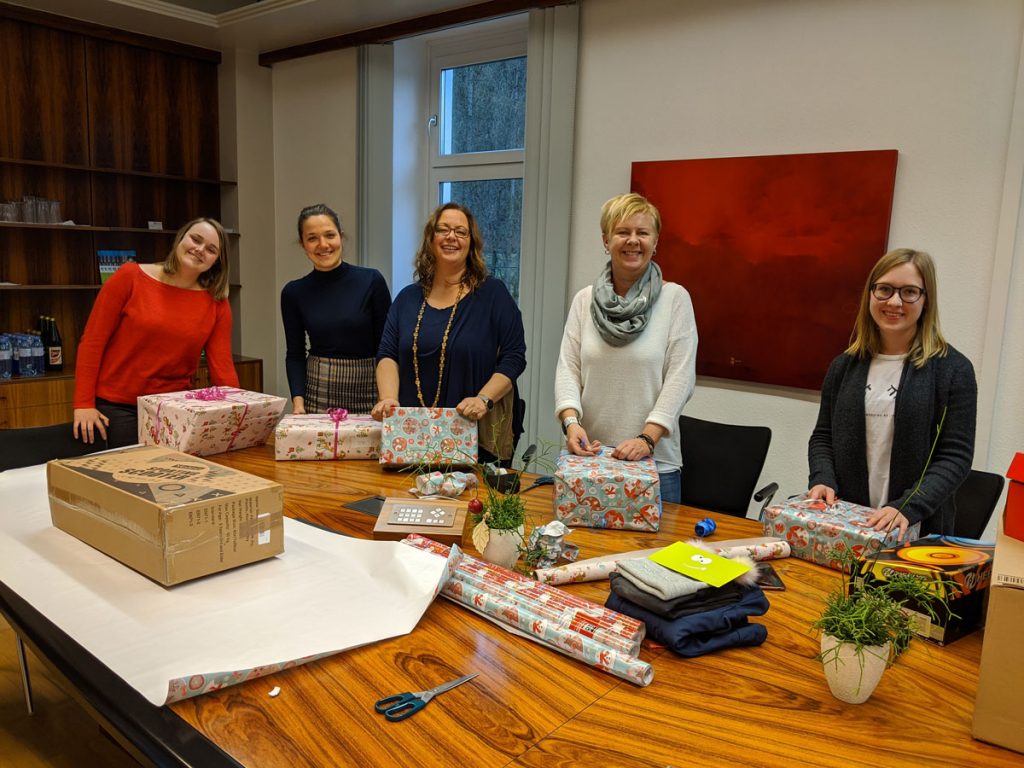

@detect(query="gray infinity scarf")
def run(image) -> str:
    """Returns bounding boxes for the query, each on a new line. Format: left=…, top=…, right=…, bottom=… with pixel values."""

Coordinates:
left=589, top=260, right=663, bottom=346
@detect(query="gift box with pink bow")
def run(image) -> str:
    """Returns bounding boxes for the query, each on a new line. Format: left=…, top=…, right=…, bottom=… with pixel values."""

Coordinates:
left=553, top=449, right=662, bottom=532
left=274, top=411, right=381, bottom=461
left=761, top=496, right=921, bottom=570
left=138, top=387, right=286, bottom=457
left=379, top=407, right=477, bottom=467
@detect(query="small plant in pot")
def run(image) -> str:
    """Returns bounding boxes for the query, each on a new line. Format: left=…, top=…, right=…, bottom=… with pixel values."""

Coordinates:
left=469, top=486, right=526, bottom=569
left=811, top=547, right=950, bottom=704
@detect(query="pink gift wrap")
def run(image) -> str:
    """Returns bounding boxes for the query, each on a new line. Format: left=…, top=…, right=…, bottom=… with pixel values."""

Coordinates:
left=139, top=387, right=286, bottom=457
left=553, top=449, right=661, bottom=531
left=274, top=413, right=381, bottom=461
left=762, top=497, right=920, bottom=570
left=379, top=407, right=478, bottom=467
left=402, top=534, right=653, bottom=686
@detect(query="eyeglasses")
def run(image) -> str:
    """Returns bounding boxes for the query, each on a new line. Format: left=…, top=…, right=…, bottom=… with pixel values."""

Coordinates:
left=871, top=283, right=925, bottom=303
left=434, top=225, right=470, bottom=239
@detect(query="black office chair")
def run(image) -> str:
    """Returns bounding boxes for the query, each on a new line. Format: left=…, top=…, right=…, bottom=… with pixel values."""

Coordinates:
left=0, top=423, right=105, bottom=471
left=953, top=469, right=1005, bottom=540
left=678, top=415, right=778, bottom=518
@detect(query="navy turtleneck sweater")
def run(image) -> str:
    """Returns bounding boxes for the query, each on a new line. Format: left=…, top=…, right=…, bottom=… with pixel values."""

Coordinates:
left=280, top=262, right=392, bottom=399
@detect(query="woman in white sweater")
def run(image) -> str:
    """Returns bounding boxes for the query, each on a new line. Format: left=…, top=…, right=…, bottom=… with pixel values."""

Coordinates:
left=554, top=192, right=698, bottom=503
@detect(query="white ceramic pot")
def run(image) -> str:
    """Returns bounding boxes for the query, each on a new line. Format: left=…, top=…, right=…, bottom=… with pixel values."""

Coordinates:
left=481, top=525, right=524, bottom=569
left=820, top=635, right=890, bottom=704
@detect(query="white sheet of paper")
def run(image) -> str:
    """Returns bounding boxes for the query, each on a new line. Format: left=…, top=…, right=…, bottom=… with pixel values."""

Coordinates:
left=0, top=463, right=449, bottom=705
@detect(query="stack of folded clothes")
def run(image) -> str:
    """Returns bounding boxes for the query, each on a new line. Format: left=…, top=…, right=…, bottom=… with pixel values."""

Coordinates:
left=605, top=551, right=770, bottom=657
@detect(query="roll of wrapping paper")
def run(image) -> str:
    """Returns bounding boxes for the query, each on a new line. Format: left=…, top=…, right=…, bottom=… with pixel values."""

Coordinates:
left=449, top=566, right=640, bottom=657
left=407, top=533, right=643, bottom=653
left=402, top=534, right=652, bottom=686
left=534, top=537, right=791, bottom=586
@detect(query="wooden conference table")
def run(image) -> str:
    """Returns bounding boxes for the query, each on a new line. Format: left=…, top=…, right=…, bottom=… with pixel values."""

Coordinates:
left=4, top=444, right=1020, bottom=767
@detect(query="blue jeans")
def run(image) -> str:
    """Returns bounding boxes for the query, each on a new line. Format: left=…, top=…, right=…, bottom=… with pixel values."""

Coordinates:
left=659, top=468, right=681, bottom=505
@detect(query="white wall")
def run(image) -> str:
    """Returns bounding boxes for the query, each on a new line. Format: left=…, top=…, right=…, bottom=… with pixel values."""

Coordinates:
left=572, top=0, right=1024, bottom=528
left=269, top=48, right=360, bottom=399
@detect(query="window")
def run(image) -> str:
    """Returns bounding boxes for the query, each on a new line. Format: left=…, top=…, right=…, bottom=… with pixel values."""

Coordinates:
left=429, top=40, right=527, bottom=300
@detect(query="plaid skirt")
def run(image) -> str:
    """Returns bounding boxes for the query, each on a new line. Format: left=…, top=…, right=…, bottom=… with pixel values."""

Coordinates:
left=305, top=355, right=377, bottom=414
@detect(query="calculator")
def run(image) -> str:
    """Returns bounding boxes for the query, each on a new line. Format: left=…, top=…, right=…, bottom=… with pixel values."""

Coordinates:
left=388, top=502, right=456, bottom=527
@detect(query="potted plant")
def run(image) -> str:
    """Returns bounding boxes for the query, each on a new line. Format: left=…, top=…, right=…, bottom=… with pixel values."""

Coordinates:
left=811, top=548, right=949, bottom=704
left=469, top=488, right=526, bottom=569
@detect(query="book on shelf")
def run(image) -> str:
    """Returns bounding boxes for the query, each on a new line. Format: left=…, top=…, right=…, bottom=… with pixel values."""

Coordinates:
left=97, top=250, right=136, bottom=283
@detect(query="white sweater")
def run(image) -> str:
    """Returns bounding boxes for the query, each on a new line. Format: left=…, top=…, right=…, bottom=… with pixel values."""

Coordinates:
left=554, top=282, right=698, bottom=469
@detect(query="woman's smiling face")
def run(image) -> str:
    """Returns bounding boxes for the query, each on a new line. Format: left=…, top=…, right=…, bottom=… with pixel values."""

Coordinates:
left=604, top=212, right=658, bottom=285
left=301, top=215, right=343, bottom=271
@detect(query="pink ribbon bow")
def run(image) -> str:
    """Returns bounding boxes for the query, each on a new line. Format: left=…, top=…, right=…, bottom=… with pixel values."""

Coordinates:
left=327, top=408, right=348, bottom=458
left=185, top=386, right=229, bottom=401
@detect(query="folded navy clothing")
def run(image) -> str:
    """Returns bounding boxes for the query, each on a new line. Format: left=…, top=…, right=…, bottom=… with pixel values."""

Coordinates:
left=609, top=571, right=746, bottom=619
left=606, top=586, right=770, bottom=657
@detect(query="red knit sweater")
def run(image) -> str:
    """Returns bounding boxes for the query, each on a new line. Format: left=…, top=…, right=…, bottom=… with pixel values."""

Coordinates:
left=74, top=262, right=239, bottom=408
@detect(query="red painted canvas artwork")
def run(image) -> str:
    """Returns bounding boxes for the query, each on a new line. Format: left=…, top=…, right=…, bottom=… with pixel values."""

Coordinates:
left=631, top=150, right=898, bottom=390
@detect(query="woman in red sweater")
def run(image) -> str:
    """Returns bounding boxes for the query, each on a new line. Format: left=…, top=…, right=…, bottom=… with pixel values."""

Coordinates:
left=73, top=218, right=239, bottom=447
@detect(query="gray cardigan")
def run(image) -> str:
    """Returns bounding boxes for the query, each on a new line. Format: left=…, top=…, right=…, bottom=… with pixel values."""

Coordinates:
left=808, top=347, right=977, bottom=535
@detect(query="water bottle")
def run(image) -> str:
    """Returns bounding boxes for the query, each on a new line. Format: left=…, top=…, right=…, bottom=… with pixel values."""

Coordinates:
left=31, top=333, right=46, bottom=376
left=15, top=334, right=35, bottom=376
left=0, top=335, right=12, bottom=380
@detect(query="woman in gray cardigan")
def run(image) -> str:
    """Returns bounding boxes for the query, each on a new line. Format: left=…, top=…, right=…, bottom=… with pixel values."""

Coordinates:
left=808, top=248, right=976, bottom=540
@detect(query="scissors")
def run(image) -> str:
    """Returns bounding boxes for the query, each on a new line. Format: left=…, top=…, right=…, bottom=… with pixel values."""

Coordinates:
left=374, top=673, right=477, bottom=722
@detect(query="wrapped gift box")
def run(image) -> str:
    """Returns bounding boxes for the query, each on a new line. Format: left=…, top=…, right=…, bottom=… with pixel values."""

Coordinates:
left=553, top=449, right=661, bottom=532
left=379, top=407, right=477, bottom=467
left=274, top=412, right=380, bottom=461
left=139, top=386, right=286, bottom=457
left=853, top=534, right=994, bottom=645
left=762, top=497, right=920, bottom=570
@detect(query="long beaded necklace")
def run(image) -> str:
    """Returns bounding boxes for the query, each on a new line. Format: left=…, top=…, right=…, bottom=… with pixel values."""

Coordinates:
left=412, top=284, right=464, bottom=408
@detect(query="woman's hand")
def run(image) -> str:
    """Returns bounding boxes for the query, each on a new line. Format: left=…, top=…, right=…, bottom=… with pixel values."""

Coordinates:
left=456, top=396, right=489, bottom=421
left=808, top=484, right=837, bottom=505
left=291, top=396, right=306, bottom=415
left=73, top=408, right=109, bottom=444
left=371, top=398, right=399, bottom=421
left=612, top=437, right=653, bottom=461
left=566, top=423, right=601, bottom=456
left=867, top=505, right=911, bottom=542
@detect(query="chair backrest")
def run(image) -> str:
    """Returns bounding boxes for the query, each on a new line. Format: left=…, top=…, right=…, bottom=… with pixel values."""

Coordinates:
left=953, top=469, right=1005, bottom=540
left=678, top=415, right=771, bottom=517
left=0, top=424, right=104, bottom=472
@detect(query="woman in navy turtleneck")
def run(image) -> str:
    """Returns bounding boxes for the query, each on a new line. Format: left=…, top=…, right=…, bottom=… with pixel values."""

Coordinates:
left=280, top=204, right=391, bottom=414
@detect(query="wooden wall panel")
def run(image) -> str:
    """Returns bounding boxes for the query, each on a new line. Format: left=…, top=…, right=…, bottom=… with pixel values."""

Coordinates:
left=0, top=19, right=88, bottom=164
left=90, top=176, right=221, bottom=230
left=0, top=166, right=92, bottom=223
left=85, top=40, right=220, bottom=179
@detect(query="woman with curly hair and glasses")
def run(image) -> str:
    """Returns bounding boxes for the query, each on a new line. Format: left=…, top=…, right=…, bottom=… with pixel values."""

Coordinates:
left=372, top=202, right=526, bottom=465
left=808, top=248, right=977, bottom=540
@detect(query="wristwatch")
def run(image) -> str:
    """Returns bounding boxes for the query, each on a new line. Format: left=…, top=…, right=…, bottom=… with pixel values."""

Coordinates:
left=561, top=415, right=580, bottom=435
left=478, top=394, right=494, bottom=411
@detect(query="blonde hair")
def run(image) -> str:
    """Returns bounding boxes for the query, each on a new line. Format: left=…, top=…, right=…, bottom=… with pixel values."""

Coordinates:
left=600, top=193, right=662, bottom=241
left=846, top=248, right=948, bottom=367
left=162, top=217, right=230, bottom=300
left=414, top=203, right=488, bottom=293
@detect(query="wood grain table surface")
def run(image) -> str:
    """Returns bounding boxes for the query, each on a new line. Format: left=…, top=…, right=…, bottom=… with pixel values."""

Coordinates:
left=165, top=445, right=1018, bottom=768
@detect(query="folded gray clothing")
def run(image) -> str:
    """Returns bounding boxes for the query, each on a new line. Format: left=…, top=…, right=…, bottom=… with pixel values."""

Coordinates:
left=616, top=557, right=708, bottom=601
left=609, top=571, right=746, bottom=619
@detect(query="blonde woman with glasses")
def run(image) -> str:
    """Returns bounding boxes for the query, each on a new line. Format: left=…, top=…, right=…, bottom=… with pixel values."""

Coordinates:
left=807, top=248, right=977, bottom=540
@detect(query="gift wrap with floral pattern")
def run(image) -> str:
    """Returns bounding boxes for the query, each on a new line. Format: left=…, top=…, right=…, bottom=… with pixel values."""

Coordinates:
left=403, top=534, right=653, bottom=686
left=553, top=449, right=661, bottom=531
left=379, top=407, right=478, bottom=467
left=139, top=387, right=286, bottom=457
left=762, top=497, right=920, bottom=570
left=274, top=413, right=380, bottom=461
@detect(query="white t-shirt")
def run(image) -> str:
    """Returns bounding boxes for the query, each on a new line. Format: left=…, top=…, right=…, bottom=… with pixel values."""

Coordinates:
left=865, top=354, right=907, bottom=507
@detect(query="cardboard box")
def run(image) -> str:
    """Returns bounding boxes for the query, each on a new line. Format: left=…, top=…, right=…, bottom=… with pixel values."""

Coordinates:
left=553, top=449, right=661, bottom=532
left=973, top=529, right=1024, bottom=753
left=1004, top=452, right=1024, bottom=541
left=762, top=497, right=920, bottom=570
left=274, top=413, right=381, bottom=461
left=853, top=535, right=994, bottom=645
left=138, top=386, right=286, bottom=457
left=47, top=445, right=284, bottom=586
